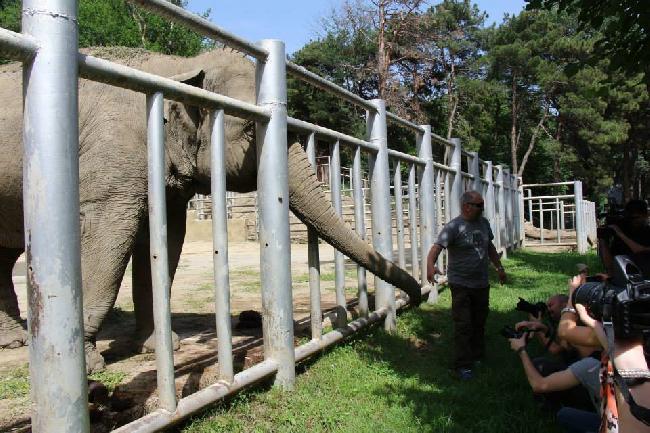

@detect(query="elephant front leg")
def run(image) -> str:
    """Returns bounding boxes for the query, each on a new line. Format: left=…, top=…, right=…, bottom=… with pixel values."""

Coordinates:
left=132, top=204, right=187, bottom=353
left=0, top=247, right=27, bottom=348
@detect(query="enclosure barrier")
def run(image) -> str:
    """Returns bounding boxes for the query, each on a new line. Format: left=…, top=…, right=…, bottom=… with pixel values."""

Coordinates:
left=522, top=181, right=597, bottom=253
left=0, top=0, right=523, bottom=431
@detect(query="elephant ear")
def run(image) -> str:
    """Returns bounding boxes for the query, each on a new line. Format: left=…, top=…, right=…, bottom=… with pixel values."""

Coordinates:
left=167, top=69, right=206, bottom=126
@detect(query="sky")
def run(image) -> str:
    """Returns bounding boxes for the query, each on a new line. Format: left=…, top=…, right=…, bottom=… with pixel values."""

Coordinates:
left=187, top=1, right=527, bottom=55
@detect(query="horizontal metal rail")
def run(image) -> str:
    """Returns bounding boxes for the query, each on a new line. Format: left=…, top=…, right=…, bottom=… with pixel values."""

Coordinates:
left=286, top=117, right=377, bottom=152
left=78, top=54, right=269, bottom=121
left=286, top=62, right=376, bottom=111
left=386, top=111, right=424, bottom=133
left=523, top=194, right=574, bottom=200
left=386, top=149, right=425, bottom=166
left=112, top=287, right=428, bottom=433
left=522, top=181, right=574, bottom=188
left=0, top=27, right=38, bottom=61
left=128, top=0, right=268, bottom=59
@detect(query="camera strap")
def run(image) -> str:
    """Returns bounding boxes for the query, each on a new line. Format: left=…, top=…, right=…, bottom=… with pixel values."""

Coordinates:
left=603, top=320, right=650, bottom=426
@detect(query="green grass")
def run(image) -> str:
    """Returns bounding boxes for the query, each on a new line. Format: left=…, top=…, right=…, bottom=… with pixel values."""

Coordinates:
left=0, top=365, right=128, bottom=400
left=0, top=365, right=30, bottom=400
left=181, top=250, right=602, bottom=433
left=88, top=370, right=128, bottom=392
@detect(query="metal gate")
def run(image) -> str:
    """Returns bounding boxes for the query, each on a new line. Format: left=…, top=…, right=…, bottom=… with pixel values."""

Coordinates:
left=0, top=1, right=524, bottom=431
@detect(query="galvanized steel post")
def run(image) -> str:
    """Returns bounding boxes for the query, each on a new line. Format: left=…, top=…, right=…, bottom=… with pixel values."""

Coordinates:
left=449, top=138, right=463, bottom=218
left=306, top=133, right=323, bottom=338
left=485, top=161, right=498, bottom=251
left=211, top=109, right=234, bottom=383
left=574, top=181, right=587, bottom=253
left=367, top=99, right=396, bottom=331
left=352, top=145, right=368, bottom=317
left=495, top=165, right=507, bottom=257
left=147, top=92, right=177, bottom=412
left=22, top=0, right=90, bottom=430
left=407, top=164, right=419, bottom=280
left=329, top=139, right=347, bottom=328
left=255, top=39, right=295, bottom=388
left=394, top=161, right=406, bottom=269
left=469, top=152, right=481, bottom=191
left=518, top=178, right=525, bottom=247
left=503, top=168, right=512, bottom=249
left=417, top=127, right=436, bottom=301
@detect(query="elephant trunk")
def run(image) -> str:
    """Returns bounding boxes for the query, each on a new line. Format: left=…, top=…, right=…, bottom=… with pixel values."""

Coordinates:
left=287, top=141, right=422, bottom=305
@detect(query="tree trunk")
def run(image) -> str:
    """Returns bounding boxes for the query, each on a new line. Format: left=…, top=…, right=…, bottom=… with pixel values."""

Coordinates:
left=510, top=75, right=518, bottom=174
left=623, top=139, right=631, bottom=202
left=518, top=108, right=549, bottom=178
left=446, top=61, right=457, bottom=140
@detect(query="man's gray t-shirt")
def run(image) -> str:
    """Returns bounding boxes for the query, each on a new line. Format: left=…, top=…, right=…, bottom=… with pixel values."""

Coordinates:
left=569, top=357, right=601, bottom=413
left=435, top=216, right=493, bottom=288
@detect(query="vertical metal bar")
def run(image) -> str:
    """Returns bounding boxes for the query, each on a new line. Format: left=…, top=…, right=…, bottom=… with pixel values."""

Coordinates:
left=255, top=39, right=295, bottom=388
left=527, top=189, right=533, bottom=222
left=306, top=133, right=322, bottom=339
left=518, top=178, right=525, bottom=247
left=574, top=181, right=587, bottom=253
left=211, top=109, right=233, bottom=383
left=495, top=165, right=506, bottom=257
left=329, top=139, right=347, bottom=328
left=408, top=164, right=419, bottom=281
left=470, top=152, right=481, bottom=191
left=539, top=198, right=544, bottom=245
left=394, top=161, right=406, bottom=269
left=485, top=161, right=498, bottom=249
left=146, top=92, right=177, bottom=411
left=555, top=197, right=561, bottom=244
left=418, top=128, right=435, bottom=299
left=22, top=0, right=90, bottom=431
left=503, top=169, right=512, bottom=249
left=367, top=99, right=395, bottom=331
left=449, top=138, right=463, bottom=218
left=560, top=200, right=565, bottom=231
left=352, top=145, right=368, bottom=318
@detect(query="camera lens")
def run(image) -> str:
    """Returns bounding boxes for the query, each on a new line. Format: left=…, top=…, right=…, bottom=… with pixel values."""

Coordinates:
left=572, top=282, right=606, bottom=319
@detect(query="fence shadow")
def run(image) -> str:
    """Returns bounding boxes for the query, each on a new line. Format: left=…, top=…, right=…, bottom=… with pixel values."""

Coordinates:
left=350, top=303, right=563, bottom=432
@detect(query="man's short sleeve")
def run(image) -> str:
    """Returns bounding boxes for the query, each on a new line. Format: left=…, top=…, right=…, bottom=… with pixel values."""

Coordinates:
left=435, top=220, right=456, bottom=248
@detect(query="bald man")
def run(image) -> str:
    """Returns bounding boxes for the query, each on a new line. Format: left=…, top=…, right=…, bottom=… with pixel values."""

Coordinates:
left=427, top=190, right=506, bottom=380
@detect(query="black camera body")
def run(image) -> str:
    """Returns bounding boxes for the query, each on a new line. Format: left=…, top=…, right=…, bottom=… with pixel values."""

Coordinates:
left=572, top=256, right=650, bottom=339
left=516, top=297, right=547, bottom=318
left=500, top=325, right=530, bottom=339
left=596, top=204, right=625, bottom=240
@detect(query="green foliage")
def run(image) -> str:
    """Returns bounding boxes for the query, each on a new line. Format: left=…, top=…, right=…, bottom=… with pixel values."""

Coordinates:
left=1, top=0, right=209, bottom=57
left=182, top=250, right=601, bottom=433
left=527, top=0, right=650, bottom=87
left=0, top=365, right=30, bottom=400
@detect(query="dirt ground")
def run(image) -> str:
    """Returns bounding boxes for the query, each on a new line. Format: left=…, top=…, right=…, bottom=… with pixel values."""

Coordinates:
left=0, top=240, right=392, bottom=432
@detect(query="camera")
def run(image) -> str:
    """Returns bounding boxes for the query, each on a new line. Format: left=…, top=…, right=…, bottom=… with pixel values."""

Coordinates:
left=500, top=325, right=533, bottom=339
left=516, top=297, right=547, bottom=318
left=572, top=255, right=650, bottom=339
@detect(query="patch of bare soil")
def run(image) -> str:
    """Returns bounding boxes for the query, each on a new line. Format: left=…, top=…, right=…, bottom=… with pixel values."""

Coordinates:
left=0, top=241, right=397, bottom=432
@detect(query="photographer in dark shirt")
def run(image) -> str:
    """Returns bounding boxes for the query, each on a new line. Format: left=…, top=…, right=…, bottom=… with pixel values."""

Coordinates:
left=600, top=200, right=650, bottom=277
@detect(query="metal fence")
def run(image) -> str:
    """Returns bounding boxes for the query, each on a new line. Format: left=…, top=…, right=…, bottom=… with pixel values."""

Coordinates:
left=0, top=1, right=524, bottom=431
left=522, top=181, right=597, bottom=253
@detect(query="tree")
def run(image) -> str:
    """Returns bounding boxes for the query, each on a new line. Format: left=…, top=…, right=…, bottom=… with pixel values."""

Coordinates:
left=527, top=0, right=650, bottom=89
left=1, top=0, right=210, bottom=59
left=417, top=0, right=487, bottom=138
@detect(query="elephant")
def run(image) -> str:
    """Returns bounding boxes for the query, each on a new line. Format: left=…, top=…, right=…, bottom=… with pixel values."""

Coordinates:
left=0, top=46, right=422, bottom=372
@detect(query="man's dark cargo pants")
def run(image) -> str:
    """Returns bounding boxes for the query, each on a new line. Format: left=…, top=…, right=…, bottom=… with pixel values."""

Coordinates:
left=450, top=284, right=490, bottom=369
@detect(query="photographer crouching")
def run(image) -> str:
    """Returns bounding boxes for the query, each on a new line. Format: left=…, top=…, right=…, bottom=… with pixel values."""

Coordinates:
left=557, top=256, right=650, bottom=432
left=599, top=200, right=650, bottom=277
left=509, top=257, right=650, bottom=432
